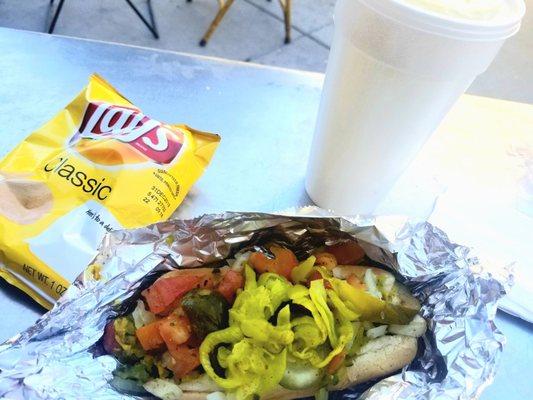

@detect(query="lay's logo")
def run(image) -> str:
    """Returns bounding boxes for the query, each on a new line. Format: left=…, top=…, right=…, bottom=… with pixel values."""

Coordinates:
left=71, top=102, right=184, bottom=165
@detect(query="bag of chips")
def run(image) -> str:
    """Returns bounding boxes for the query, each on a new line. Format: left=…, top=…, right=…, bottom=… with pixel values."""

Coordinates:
left=0, top=74, right=220, bottom=308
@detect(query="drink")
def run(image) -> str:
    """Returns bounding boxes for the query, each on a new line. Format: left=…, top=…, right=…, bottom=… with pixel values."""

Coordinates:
left=305, top=0, right=525, bottom=214
left=403, top=0, right=515, bottom=21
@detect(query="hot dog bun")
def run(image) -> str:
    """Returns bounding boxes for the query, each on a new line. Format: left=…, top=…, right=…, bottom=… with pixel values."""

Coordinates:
left=332, top=265, right=421, bottom=311
left=174, top=265, right=422, bottom=400
left=331, top=334, right=417, bottom=391
left=179, top=335, right=417, bottom=400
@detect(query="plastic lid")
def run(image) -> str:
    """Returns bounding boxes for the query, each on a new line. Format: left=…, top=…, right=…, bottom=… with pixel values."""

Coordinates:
left=359, top=0, right=526, bottom=40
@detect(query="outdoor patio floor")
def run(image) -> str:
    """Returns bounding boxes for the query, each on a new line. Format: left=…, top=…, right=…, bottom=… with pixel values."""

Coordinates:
left=0, top=0, right=531, bottom=103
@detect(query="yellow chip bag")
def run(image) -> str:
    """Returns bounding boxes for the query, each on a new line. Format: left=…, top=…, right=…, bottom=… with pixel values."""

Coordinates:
left=0, top=74, right=220, bottom=308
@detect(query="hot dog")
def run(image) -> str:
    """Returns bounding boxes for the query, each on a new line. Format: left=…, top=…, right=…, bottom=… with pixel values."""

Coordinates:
left=104, top=241, right=426, bottom=400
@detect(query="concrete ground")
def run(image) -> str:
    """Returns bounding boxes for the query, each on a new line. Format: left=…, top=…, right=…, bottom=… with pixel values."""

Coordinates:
left=0, top=0, right=333, bottom=72
left=0, top=0, right=531, bottom=102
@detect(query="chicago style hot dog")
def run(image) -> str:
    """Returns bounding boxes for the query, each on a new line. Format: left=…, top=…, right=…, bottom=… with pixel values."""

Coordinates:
left=103, top=241, right=426, bottom=400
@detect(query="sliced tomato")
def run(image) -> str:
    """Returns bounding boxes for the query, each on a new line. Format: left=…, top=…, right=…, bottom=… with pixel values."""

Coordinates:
left=162, top=268, right=218, bottom=288
left=314, top=252, right=338, bottom=269
left=307, top=270, right=322, bottom=282
left=249, top=246, right=298, bottom=279
left=142, top=274, right=205, bottom=314
left=306, top=271, right=332, bottom=289
left=325, top=241, right=365, bottom=265
left=217, top=270, right=244, bottom=303
left=159, top=314, right=191, bottom=348
left=327, top=351, right=346, bottom=375
left=167, top=345, right=201, bottom=379
left=347, top=273, right=367, bottom=290
left=136, top=320, right=165, bottom=351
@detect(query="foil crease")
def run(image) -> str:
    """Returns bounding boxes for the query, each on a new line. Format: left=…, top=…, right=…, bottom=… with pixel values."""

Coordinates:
left=0, top=210, right=510, bottom=400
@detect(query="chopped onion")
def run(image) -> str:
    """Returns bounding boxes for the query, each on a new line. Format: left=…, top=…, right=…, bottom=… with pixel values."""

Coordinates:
left=388, top=315, right=427, bottom=338
left=143, top=379, right=183, bottom=400
left=331, top=267, right=345, bottom=279
left=161, top=351, right=175, bottom=370
left=132, top=300, right=156, bottom=329
left=379, top=273, right=395, bottom=296
left=206, top=392, right=227, bottom=400
left=364, top=269, right=382, bottom=299
left=179, top=374, right=222, bottom=391
left=366, top=324, right=387, bottom=339
left=230, top=251, right=251, bottom=272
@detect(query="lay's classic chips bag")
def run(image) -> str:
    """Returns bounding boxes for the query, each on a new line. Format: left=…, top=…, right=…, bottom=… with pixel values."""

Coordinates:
left=0, top=74, right=220, bottom=308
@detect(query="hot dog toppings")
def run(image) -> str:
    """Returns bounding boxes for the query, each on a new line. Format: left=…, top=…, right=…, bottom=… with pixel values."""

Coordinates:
left=105, top=241, right=424, bottom=400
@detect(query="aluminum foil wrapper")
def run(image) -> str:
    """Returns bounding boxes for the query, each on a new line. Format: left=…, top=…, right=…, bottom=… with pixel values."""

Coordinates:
left=0, top=210, right=510, bottom=400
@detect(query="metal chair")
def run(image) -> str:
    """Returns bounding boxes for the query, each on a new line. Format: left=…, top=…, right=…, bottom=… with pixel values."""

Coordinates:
left=192, top=0, right=292, bottom=47
left=47, top=0, right=159, bottom=38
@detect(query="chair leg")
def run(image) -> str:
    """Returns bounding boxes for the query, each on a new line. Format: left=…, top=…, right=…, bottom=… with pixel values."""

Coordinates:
left=124, top=0, right=159, bottom=39
left=199, top=0, right=235, bottom=46
left=279, top=0, right=291, bottom=44
left=48, top=0, right=65, bottom=33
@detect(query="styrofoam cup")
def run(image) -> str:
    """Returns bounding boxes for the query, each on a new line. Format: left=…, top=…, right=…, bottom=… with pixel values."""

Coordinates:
left=305, top=0, right=525, bottom=214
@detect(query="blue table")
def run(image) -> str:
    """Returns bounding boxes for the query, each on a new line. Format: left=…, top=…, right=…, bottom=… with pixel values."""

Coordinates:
left=0, top=27, right=531, bottom=399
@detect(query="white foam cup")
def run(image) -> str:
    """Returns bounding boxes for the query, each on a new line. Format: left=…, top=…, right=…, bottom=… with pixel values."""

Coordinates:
left=305, top=0, right=525, bottom=214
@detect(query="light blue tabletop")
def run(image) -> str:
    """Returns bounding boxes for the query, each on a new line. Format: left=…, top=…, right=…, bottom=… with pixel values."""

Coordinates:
left=0, top=27, right=531, bottom=400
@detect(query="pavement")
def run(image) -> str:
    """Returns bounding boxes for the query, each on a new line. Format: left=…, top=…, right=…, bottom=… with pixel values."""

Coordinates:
left=0, top=0, right=333, bottom=72
left=0, top=0, right=531, bottom=102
